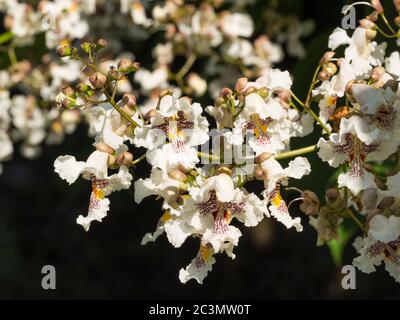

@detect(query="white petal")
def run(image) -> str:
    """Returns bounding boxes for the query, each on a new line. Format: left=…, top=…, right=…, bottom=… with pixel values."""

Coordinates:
left=54, top=155, right=85, bottom=185
left=369, top=215, right=400, bottom=243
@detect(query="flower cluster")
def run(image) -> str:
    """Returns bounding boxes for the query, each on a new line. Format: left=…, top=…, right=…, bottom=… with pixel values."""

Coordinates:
left=4, top=0, right=400, bottom=286
left=0, top=0, right=309, bottom=175
left=304, top=0, right=400, bottom=283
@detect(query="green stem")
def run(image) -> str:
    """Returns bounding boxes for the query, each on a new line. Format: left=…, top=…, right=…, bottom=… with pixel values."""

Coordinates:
left=132, top=153, right=147, bottom=165
left=379, top=12, right=396, bottom=35
left=291, top=91, right=332, bottom=135
left=376, top=26, right=397, bottom=38
left=8, top=47, right=17, bottom=64
left=274, top=144, right=317, bottom=161
left=176, top=53, right=197, bottom=81
left=104, top=91, right=139, bottom=128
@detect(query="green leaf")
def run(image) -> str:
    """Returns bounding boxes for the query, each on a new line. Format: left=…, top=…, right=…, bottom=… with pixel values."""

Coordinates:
left=0, top=32, right=13, bottom=45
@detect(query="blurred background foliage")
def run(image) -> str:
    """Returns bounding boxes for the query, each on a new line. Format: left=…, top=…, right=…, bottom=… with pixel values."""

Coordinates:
left=1, top=0, right=400, bottom=299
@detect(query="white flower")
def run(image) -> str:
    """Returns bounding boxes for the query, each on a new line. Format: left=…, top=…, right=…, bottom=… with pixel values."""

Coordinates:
left=353, top=215, right=400, bottom=283
left=181, top=173, right=265, bottom=252
left=134, top=67, right=168, bottom=93
left=135, top=95, right=209, bottom=172
left=220, top=13, right=254, bottom=38
left=260, top=157, right=311, bottom=231
left=179, top=244, right=216, bottom=284
left=317, top=116, right=395, bottom=195
left=54, top=151, right=132, bottom=231
left=328, top=27, right=386, bottom=77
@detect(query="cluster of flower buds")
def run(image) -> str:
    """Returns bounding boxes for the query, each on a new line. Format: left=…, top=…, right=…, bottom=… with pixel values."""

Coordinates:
left=0, top=0, right=312, bottom=176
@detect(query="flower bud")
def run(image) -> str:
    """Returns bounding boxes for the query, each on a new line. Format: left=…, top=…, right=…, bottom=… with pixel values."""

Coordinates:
left=118, top=58, right=134, bottom=72
left=254, top=166, right=266, bottom=180
left=318, top=70, right=330, bottom=81
left=276, top=89, right=291, bottom=104
left=299, top=191, right=320, bottom=216
left=169, top=169, right=188, bottom=182
left=89, top=72, right=107, bottom=88
left=122, top=93, right=137, bottom=108
left=371, top=66, right=385, bottom=82
left=319, top=51, right=335, bottom=65
left=394, top=0, right=400, bottom=12
left=244, top=86, right=257, bottom=96
left=117, top=151, right=134, bottom=166
left=62, top=86, right=75, bottom=97
left=395, top=16, right=400, bottom=28
left=95, top=142, right=115, bottom=154
left=323, top=62, right=338, bottom=77
left=97, top=38, right=108, bottom=48
left=255, top=152, right=273, bottom=164
left=371, top=0, right=383, bottom=13
left=145, top=109, right=158, bottom=119
left=57, top=46, right=72, bottom=57
left=366, top=10, right=379, bottom=22
left=80, top=41, right=94, bottom=53
left=359, top=18, right=376, bottom=29
left=235, top=77, right=248, bottom=92
left=219, top=87, right=233, bottom=98
left=325, top=188, right=340, bottom=204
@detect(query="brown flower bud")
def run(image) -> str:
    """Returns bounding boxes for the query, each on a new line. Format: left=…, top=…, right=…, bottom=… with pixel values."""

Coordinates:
left=276, top=89, right=291, bottom=104
left=318, top=70, right=330, bottom=81
left=366, top=10, right=379, bottom=22
left=299, top=190, right=320, bottom=216
left=359, top=18, right=376, bottom=29
left=122, top=93, right=137, bottom=108
left=395, top=16, right=400, bottom=28
left=371, top=0, right=383, bottom=13
left=118, top=58, right=134, bottom=72
left=235, top=77, right=248, bottom=92
left=169, top=169, right=188, bottom=182
left=371, top=66, right=385, bottom=82
left=394, top=0, right=400, bottom=12
left=95, top=142, right=115, bottom=154
left=319, top=51, right=335, bottom=65
left=255, top=152, right=273, bottom=164
left=97, top=38, right=108, bottom=48
left=145, top=109, right=158, bottom=119
left=62, top=86, right=75, bottom=97
left=244, top=86, right=257, bottom=96
left=219, top=87, right=233, bottom=98
left=89, top=72, right=107, bottom=88
left=254, top=166, right=266, bottom=180
left=117, top=151, right=134, bottom=166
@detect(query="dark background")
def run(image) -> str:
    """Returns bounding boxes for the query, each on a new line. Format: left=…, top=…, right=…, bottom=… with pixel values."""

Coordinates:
left=1, top=0, right=400, bottom=299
